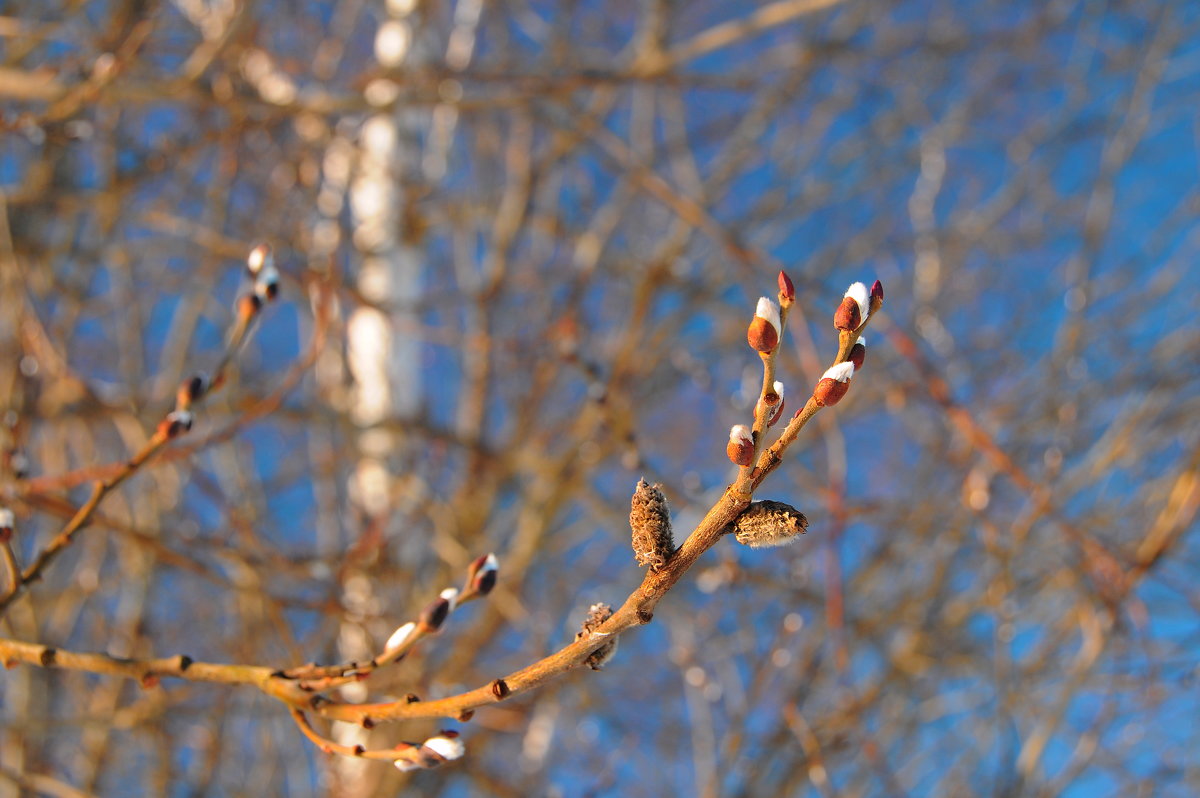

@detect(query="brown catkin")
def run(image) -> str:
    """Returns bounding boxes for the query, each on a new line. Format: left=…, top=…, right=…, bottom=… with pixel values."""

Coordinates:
left=575, top=602, right=618, bottom=670
left=731, top=500, right=808, bottom=548
left=630, top=479, right=674, bottom=572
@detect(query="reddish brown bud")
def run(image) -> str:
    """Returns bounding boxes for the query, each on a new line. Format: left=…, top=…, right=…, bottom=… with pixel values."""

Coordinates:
left=834, top=296, right=861, bottom=331
left=850, top=338, right=867, bottom=371
left=778, top=270, right=795, bottom=303
left=418, top=590, right=457, bottom=632
left=761, top=381, right=786, bottom=427
left=726, top=425, right=754, bottom=466
left=748, top=297, right=781, bottom=353
left=813, top=378, right=850, bottom=407
left=465, top=553, right=498, bottom=596
left=871, top=279, right=884, bottom=304
left=767, top=396, right=786, bottom=427
left=746, top=317, right=779, bottom=354
left=813, top=363, right=854, bottom=407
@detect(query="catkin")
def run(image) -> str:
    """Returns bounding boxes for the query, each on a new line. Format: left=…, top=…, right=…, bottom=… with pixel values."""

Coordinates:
left=575, top=602, right=618, bottom=670
left=732, top=500, right=808, bottom=548
left=630, top=479, right=674, bottom=572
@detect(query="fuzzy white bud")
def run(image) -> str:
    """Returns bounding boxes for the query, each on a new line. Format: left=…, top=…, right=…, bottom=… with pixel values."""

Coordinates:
left=766, top=381, right=787, bottom=427
left=729, top=424, right=753, bottom=445
left=439, top=587, right=459, bottom=612
left=755, top=296, right=781, bottom=334
left=247, top=244, right=272, bottom=275
left=844, top=282, right=870, bottom=323
left=0, top=508, right=13, bottom=529
left=821, top=362, right=855, bottom=383
left=385, top=622, right=416, bottom=651
left=423, top=734, right=465, bottom=761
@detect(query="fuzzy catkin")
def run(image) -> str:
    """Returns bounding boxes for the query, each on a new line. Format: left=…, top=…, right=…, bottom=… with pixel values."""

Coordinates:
left=575, top=603, right=618, bottom=671
left=630, top=479, right=674, bottom=572
left=732, top=500, right=808, bottom=548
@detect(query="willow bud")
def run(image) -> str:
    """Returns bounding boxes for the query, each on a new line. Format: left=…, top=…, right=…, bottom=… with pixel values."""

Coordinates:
left=420, top=732, right=465, bottom=763
left=465, top=553, right=498, bottom=596
left=732, top=500, right=809, bottom=548
left=833, top=296, right=859, bottom=331
left=849, top=335, right=867, bottom=371
left=869, top=279, right=884, bottom=314
left=246, top=243, right=273, bottom=276
left=778, top=270, right=795, bottom=303
left=630, top=479, right=674, bottom=572
left=813, top=362, right=854, bottom=407
left=158, top=410, right=193, bottom=439
left=766, top=381, right=786, bottom=427
left=418, top=588, right=459, bottom=632
left=835, top=282, right=870, bottom=331
left=747, top=297, right=781, bottom=353
left=385, top=622, right=416, bottom=652
left=576, top=603, right=618, bottom=670
left=726, top=425, right=754, bottom=466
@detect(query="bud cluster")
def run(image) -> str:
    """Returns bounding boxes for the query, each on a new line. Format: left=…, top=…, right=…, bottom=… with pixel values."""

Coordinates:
left=717, top=274, right=882, bottom=557
left=381, top=553, right=500, bottom=661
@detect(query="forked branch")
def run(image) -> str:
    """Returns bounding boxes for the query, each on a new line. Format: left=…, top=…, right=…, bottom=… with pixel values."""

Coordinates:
left=0, top=270, right=885, bottom=770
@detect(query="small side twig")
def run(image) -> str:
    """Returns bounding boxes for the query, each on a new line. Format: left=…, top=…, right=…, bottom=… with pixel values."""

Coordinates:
left=0, top=245, right=280, bottom=617
left=289, top=708, right=465, bottom=771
